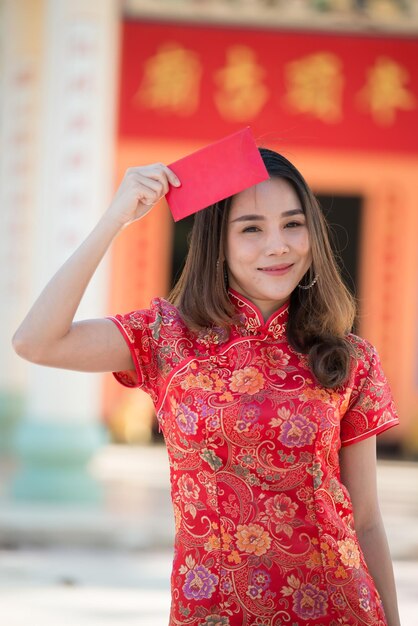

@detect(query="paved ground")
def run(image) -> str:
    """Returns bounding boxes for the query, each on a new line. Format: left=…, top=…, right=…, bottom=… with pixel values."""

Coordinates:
left=0, top=548, right=172, bottom=626
left=0, top=445, right=417, bottom=625
left=0, top=548, right=417, bottom=625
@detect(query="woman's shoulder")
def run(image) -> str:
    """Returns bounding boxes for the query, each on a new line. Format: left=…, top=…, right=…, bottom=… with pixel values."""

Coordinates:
left=116, top=297, right=187, bottom=337
left=345, top=332, right=378, bottom=369
left=147, top=297, right=189, bottom=334
left=148, top=296, right=179, bottom=316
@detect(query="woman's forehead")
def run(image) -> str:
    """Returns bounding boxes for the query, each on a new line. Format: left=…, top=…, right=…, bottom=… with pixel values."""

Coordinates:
left=229, top=178, right=301, bottom=216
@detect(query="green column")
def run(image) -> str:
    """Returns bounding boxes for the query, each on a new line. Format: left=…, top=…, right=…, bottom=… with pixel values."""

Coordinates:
left=0, top=390, right=24, bottom=456
left=10, top=418, right=107, bottom=503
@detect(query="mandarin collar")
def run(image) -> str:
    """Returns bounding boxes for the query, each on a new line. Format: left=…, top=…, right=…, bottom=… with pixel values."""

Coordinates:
left=228, top=288, right=289, bottom=339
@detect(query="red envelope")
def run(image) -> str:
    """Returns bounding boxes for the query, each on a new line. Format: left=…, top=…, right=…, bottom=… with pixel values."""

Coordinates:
left=166, top=127, right=269, bottom=221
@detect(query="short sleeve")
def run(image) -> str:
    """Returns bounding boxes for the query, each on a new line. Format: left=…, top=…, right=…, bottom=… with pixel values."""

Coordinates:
left=340, top=340, right=399, bottom=447
left=107, top=300, right=163, bottom=403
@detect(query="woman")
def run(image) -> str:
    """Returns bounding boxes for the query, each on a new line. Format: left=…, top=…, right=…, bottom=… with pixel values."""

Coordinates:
left=13, top=148, right=401, bottom=625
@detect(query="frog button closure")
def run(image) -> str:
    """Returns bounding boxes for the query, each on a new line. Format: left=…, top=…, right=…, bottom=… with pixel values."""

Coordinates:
left=228, top=287, right=289, bottom=341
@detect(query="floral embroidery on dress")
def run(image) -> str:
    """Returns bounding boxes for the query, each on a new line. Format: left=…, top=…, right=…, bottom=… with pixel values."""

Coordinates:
left=109, top=288, right=399, bottom=626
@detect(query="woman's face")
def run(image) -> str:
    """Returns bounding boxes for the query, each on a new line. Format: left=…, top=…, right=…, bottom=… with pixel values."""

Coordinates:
left=225, top=177, right=312, bottom=320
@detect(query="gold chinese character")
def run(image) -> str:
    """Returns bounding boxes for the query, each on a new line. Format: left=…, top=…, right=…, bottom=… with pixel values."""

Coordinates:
left=284, top=52, right=343, bottom=123
left=357, top=56, right=416, bottom=125
left=214, top=46, right=269, bottom=122
left=135, top=42, right=202, bottom=116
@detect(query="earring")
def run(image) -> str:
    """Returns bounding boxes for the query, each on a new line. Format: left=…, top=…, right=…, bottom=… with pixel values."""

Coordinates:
left=298, top=272, right=319, bottom=290
left=223, top=261, right=229, bottom=287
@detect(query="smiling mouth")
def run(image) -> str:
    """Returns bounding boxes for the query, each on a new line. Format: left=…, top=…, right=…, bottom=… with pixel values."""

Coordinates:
left=258, top=264, right=294, bottom=272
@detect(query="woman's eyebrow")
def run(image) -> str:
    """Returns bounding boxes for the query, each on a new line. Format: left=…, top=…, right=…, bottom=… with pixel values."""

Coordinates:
left=230, top=208, right=304, bottom=223
left=230, top=214, right=265, bottom=223
left=282, top=208, right=304, bottom=217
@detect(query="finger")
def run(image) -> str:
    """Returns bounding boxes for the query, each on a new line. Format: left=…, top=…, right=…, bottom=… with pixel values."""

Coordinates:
left=163, top=166, right=181, bottom=188
left=135, top=173, right=166, bottom=198
left=137, top=190, right=158, bottom=206
left=144, top=163, right=181, bottom=188
left=134, top=184, right=160, bottom=206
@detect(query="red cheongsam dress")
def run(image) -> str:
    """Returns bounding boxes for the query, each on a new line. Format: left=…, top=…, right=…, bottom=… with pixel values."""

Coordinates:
left=108, top=288, right=399, bottom=626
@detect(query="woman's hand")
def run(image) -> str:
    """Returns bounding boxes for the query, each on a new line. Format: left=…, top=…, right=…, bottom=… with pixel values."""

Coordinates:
left=105, top=163, right=181, bottom=228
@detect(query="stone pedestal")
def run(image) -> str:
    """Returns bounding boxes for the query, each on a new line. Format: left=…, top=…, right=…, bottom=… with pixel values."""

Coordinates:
left=12, top=419, right=107, bottom=503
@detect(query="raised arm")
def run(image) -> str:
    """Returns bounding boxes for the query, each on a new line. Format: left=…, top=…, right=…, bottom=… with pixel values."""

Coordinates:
left=12, top=163, right=180, bottom=373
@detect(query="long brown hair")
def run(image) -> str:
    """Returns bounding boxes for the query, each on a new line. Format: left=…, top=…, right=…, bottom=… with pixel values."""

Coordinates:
left=169, top=148, right=356, bottom=388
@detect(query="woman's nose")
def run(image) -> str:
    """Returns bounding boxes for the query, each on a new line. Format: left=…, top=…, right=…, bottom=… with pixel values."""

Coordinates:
left=265, top=231, right=289, bottom=255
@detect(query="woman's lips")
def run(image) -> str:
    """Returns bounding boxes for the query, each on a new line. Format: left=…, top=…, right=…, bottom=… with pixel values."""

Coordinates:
left=258, top=264, right=294, bottom=276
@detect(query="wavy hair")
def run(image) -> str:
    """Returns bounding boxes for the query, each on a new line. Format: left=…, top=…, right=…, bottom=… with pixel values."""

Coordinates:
left=169, top=148, right=356, bottom=388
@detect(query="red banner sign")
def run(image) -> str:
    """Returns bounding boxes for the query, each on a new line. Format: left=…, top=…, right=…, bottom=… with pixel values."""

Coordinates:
left=119, top=20, right=418, bottom=153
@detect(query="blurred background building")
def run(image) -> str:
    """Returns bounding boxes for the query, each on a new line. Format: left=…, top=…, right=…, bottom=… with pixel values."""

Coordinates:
left=1, top=0, right=418, bottom=505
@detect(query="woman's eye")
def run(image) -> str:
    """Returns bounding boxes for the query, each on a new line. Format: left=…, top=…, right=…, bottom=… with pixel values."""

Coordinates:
left=242, top=226, right=261, bottom=233
left=285, top=221, right=304, bottom=228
